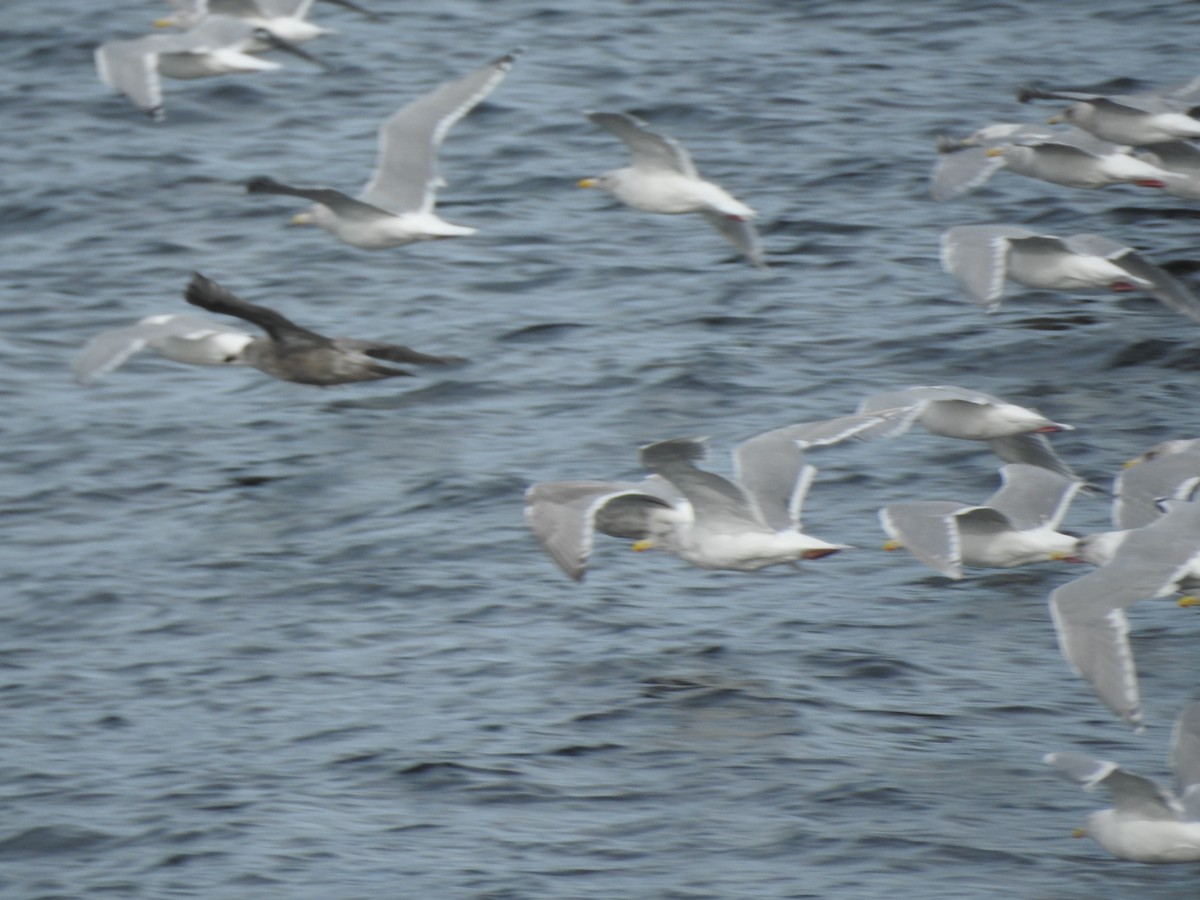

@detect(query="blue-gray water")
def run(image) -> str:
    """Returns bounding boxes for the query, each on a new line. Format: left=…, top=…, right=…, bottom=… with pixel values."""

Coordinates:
left=3, top=1, right=1200, bottom=896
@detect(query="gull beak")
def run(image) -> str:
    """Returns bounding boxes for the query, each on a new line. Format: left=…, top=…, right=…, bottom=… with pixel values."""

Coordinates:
left=290, top=212, right=313, bottom=226
left=1071, top=827, right=1087, bottom=839
left=1049, top=550, right=1085, bottom=563
left=882, top=539, right=902, bottom=551
left=1047, top=113, right=1064, bottom=125
left=985, top=147, right=1005, bottom=158
left=152, top=17, right=176, bottom=27
left=631, top=539, right=655, bottom=552
left=1180, top=596, right=1199, bottom=608
left=577, top=177, right=598, bottom=189
left=1122, top=457, right=1141, bottom=469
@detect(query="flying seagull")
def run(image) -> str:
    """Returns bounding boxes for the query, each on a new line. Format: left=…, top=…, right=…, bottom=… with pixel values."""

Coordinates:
left=246, top=50, right=520, bottom=247
left=579, top=111, right=765, bottom=267
left=182, top=272, right=465, bottom=385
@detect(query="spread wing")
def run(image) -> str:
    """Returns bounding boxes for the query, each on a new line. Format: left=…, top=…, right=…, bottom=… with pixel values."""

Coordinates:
left=359, top=50, right=520, bottom=213
left=587, top=111, right=698, bottom=177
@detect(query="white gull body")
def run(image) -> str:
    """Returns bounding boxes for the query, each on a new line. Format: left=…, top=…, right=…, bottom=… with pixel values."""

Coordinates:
left=579, top=111, right=764, bottom=267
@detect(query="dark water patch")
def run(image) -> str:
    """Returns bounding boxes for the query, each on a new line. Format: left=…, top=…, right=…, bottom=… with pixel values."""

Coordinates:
left=317, top=378, right=501, bottom=412
left=464, top=270, right=576, bottom=293
left=290, top=724, right=381, bottom=746
left=1107, top=338, right=1184, bottom=367
left=1161, top=258, right=1200, bottom=277
left=809, top=782, right=910, bottom=807
left=151, top=849, right=229, bottom=869
left=1160, top=343, right=1200, bottom=370
left=806, top=649, right=931, bottom=681
left=571, top=706, right=637, bottom=726
left=497, top=321, right=588, bottom=342
left=920, top=841, right=1033, bottom=866
left=685, top=314, right=770, bottom=328
left=0, top=826, right=114, bottom=860
left=638, top=673, right=759, bottom=700
left=397, top=760, right=521, bottom=790
left=0, top=204, right=68, bottom=231
left=223, top=473, right=289, bottom=488
left=1014, top=313, right=1101, bottom=331
left=1108, top=204, right=1200, bottom=223
left=548, top=743, right=623, bottom=757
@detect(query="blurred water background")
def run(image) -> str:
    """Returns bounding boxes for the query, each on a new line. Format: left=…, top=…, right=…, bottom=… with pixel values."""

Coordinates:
left=3, top=1, right=1200, bottom=896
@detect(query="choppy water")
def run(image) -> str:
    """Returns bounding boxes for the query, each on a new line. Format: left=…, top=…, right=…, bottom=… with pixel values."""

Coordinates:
left=4, top=0, right=1200, bottom=896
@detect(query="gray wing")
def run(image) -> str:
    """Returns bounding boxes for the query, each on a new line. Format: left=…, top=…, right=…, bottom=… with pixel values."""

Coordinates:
left=332, top=339, right=467, bottom=367
left=954, top=506, right=1020, bottom=539
left=1139, top=140, right=1200, bottom=173
left=76, top=313, right=242, bottom=382
left=95, top=37, right=164, bottom=119
left=183, top=272, right=330, bottom=351
left=1020, top=85, right=1183, bottom=116
left=1048, top=504, right=1200, bottom=729
left=1044, top=750, right=1121, bottom=788
left=1004, top=234, right=1090, bottom=287
left=1085, top=94, right=1190, bottom=117
left=1044, top=752, right=1181, bottom=820
left=1023, top=127, right=1126, bottom=156
left=1114, top=451, right=1200, bottom=529
left=249, top=0, right=312, bottom=16
left=1102, top=501, right=1200, bottom=595
left=731, top=425, right=815, bottom=531
left=523, top=480, right=677, bottom=582
left=879, top=500, right=979, bottom=579
left=74, top=313, right=250, bottom=383
left=734, top=411, right=911, bottom=530
left=1172, top=701, right=1200, bottom=818
left=1128, top=438, right=1200, bottom=465
left=1049, top=569, right=1142, bottom=728
left=587, top=111, right=697, bottom=176
left=1107, top=250, right=1200, bottom=324
left=1104, top=768, right=1186, bottom=820
left=1166, top=75, right=1200, bottom=104
left=700, top=210, right=765, bottom=268
left=858, top=385, right=1008, bottom=443
left=75, top=319, right=162, bottom=384
left=314, top=0, right=382, bottom=20
left=904, top=384, right=1003, bottom=404
left=940, top=122, right=1064, bottom=150
left=359, top=50, right=520, bottom=214
left=940, top=225, right=1038, bottom=307
left=1058, top=232, right=1133, bottom=258
left=985, top=463, right=1082, bottom=531
left=930, top=146, right=1005, bottom=201
left=246, top=176, right=392, bottom=221
left=815, top=405, right=921, bottom=443
left=190, top=13, right=285, bottom=46
left=162, top=0, right=205, bottom=15
left=640, top=437, right=762, bottom=529
left=204, top=0, right=266, bottom=16
left=168, top=14, right=257, bottom=48
left=986, top=434, right=1078, bottom=480
left=862, top=384, right=1003, bottom=409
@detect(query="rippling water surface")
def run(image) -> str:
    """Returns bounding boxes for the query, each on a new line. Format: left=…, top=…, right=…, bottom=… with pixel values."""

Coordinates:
left=4, top=1, right=1200, bottom=896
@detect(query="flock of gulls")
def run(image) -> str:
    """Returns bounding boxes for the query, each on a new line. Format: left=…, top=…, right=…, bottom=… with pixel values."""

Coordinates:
left=89, top=1, right=1200, bottom=865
